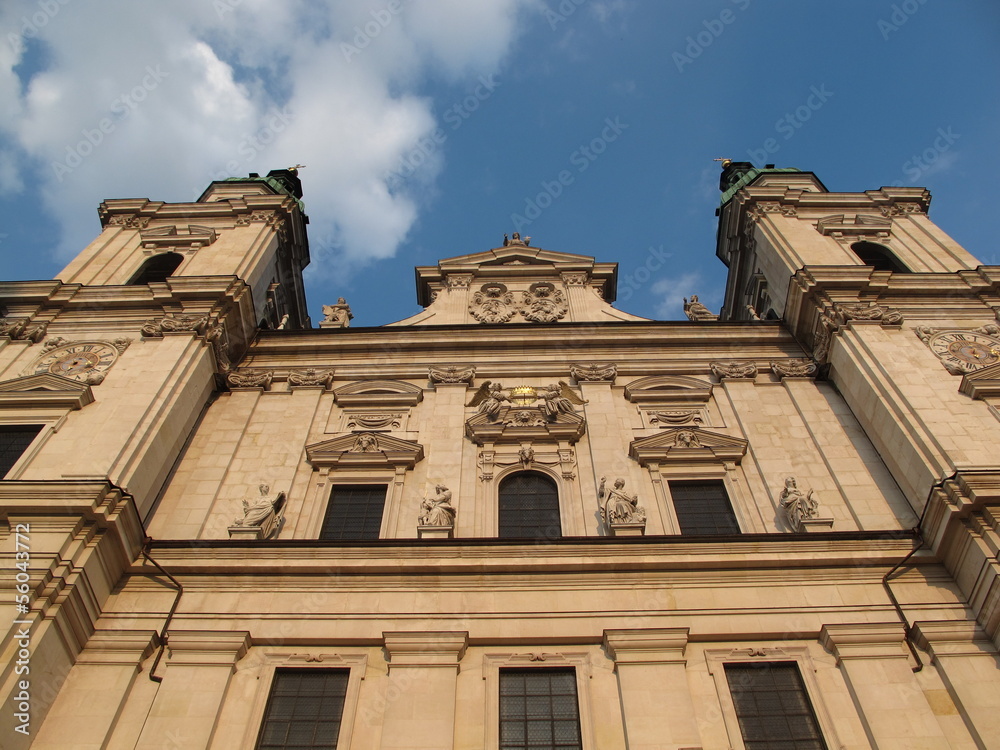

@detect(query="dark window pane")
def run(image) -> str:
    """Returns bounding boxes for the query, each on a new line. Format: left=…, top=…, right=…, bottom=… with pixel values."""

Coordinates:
left=724, top=662, right=827, bottom=750
left=128, top=252, right=184, bottom=284
left=256, top=668, right=349, bottom=749
left=0, top=425, right=43, bottom=478
left=850, top=241, right=910, bottom=273
left=499, top=471, right=561, bottom=540
left=669, top=480, right=740, bottom=535
left=320, top=485, right=386, bottom=540
left=499, top=668, right=581, bottom=750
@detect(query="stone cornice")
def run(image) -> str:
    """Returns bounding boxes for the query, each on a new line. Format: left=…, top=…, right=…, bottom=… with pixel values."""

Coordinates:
left=162, top=629, right=251, bottom=666
left=603, top=627, right=689, bottom=665
left=383, top=631, right=468, bottom=670
left=820, top=622, right=908, bottom=660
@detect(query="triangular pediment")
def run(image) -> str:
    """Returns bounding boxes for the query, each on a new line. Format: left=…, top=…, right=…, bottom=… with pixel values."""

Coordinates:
left=438, top=246, right=596, bottom=269
left=305, top=433, right=424, bottom=469
left=629, top=427, right=748, bottom=466
left=0, top=373, right=94, bottom=409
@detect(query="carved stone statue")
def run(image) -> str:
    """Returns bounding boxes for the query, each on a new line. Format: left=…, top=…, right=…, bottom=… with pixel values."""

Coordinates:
left=683, top=295, right=717, bottom=321
left=321, top=297, right=353, bottom=328
left=519, top=445, right=535, bottom=466
left=419, top=484, right=456, bottom=527
left=467, top=381, right=510, bottom=420
left=351, top=433, right=380, bottom=452
left=674, top=429, right=701, bottom=448
left=598, top=476, right=646, bottom=525
left=539, top=382, right=584, bottom=419
left=233, top=484, right=286, bottom=539
left=778, top=476, right=819, bottom=531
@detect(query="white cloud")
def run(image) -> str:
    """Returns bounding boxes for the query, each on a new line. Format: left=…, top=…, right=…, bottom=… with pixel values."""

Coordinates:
left=0, top=0, right=534, bottom=274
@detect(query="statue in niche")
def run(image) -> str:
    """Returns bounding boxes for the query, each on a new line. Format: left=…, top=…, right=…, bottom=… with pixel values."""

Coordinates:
left=467, top=381, right=511, bottom=421
left=321, top=297, right=353, bottom=328
left=539, top=382, right=585, bottom=419
left=419, top=484, right=456, bottom=527
left=234, top=484, right=287, bottom=539
left=598, top=476, right=646, bottom=525
left=778, top=476, right=819, bottom=531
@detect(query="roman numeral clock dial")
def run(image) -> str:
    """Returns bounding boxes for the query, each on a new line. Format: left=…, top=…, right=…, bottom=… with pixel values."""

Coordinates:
left=31, top=342, right=120, bottom=383
left=928, top=330, right=1000, bottom=373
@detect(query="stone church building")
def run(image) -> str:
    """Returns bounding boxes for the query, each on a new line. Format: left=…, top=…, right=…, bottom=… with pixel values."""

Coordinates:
left=1, top=162, right=999, bottom=749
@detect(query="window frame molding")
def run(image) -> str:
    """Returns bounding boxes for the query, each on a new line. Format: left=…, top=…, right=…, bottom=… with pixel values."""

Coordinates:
left=237, top=651, right=367, bottom=750
left=482, top=651, right=596, bottom=750
left=704, top=646, right=842, bottom=750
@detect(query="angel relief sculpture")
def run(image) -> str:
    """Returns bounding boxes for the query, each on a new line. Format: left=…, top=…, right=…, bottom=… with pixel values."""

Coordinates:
left=467, top=381, right=511, bottom=420
left=539, top=382, right=586, bottom=419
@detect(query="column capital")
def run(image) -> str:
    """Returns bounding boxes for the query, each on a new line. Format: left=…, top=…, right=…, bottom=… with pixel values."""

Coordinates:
left=603, top=627, right=689, bottom=665
left=820, top=622, right=908, bottom=661
left=383, top=630, right=469, bottom=670
left=911, top=620, right=997, bottom=658
left=164, top=629, right=251, bottom=666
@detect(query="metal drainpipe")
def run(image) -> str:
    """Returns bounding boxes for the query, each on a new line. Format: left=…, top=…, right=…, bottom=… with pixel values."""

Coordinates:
left=881, top=471, right=958, bottom=673
left=109, top=480, right=184, bottom=683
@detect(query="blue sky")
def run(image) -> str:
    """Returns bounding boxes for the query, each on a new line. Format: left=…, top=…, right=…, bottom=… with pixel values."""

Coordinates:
left=1, top=0, right=998, bottom=325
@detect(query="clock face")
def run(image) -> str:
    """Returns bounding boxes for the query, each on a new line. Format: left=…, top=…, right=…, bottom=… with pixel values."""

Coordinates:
left=34, top=342, right=119, bottom=382
left=929, top=331, right=1000, bottom=371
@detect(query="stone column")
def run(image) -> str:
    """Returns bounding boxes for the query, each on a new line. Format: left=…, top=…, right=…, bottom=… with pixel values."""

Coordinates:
left=603, top=628, right=701, bottom=750
left=134, top=630, right=250, bottom=750
left=32, top=630, right=157, bottom=750
left=912, top=620, right=1000, bottom=749
left=821, top=622, right=952, bottom=750
left=379, top=631, right=468, bottom=750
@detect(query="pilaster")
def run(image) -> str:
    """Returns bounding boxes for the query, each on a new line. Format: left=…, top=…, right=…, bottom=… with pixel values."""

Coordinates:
left=379, top=631, right=468, bottom=750
left=603, top=628, right=700, bottom=750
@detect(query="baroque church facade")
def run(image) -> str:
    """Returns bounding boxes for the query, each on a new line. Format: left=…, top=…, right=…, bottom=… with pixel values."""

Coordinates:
left=1, top=162, right=999, bottom=749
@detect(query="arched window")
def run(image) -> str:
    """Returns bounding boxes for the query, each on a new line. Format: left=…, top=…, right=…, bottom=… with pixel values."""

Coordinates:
left=128, top=252, right=184, bottom=284
left=850, top=241, right=910, bottom=273
left=498, top=471, right=561, bottom=540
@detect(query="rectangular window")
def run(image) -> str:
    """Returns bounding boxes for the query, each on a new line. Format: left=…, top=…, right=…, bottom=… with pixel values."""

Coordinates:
left=255, top=668, right=349, bottom=750
left=669, top=480, right=740, bottom=535
left=499, top=668, right=582, bottom=750
left=724, top=662, right=827, bottom=750
left=319, top=485, right=386, bottom=540
left=0, top=425, right=43, bottom=478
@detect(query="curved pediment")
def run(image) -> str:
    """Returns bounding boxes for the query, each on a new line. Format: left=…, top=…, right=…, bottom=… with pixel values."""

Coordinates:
left=465, top=406, right=586, bottom=446
left=305, top=432, right=424, bottom=469
left=624, top=376, right=714, bottom=404
left=333, top=380, right=423, bottom=407
left=629, top=427, right=747, bottom=466
left=0, top=373, right=95, bottom=410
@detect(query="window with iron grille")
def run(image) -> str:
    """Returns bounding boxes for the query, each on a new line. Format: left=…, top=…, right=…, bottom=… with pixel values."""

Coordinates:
left=319, top=485, right=386, bottom=540
left=255, top=668, right=349, bottom=749
left=0, top=425, right=43, bottom=478
left=724, top=662, right=827, bottom=750
left=498, top=471, right=561, bottom=540
left=499, top=668, right=582, bottom=750
left=669, top=480, right=740, bottom=535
